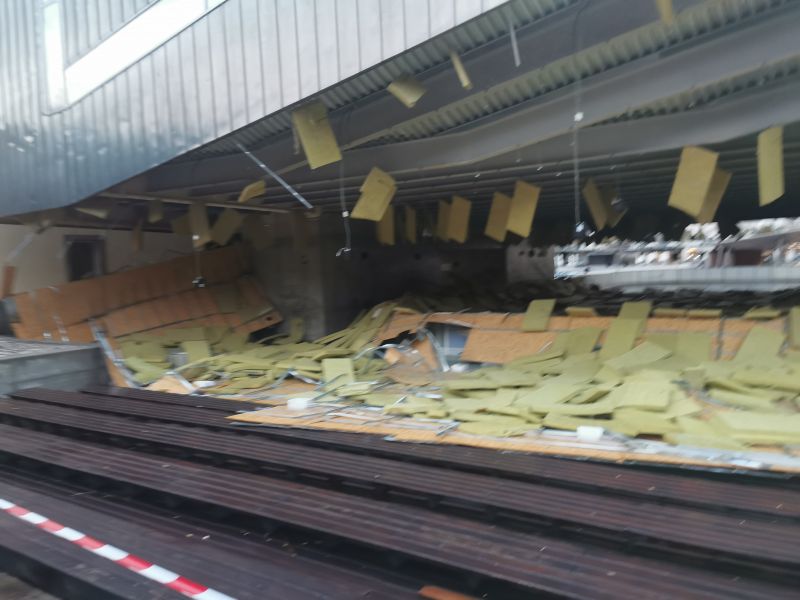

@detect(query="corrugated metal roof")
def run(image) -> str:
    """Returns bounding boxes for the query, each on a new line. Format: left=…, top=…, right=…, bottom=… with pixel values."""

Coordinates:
left=595, top=54, right=800, bottom=124
left=365, top=0, right=790, bottom=144
left=181, top=0, right=577, bottom=159
left=181, top=0, right=791, bottom=163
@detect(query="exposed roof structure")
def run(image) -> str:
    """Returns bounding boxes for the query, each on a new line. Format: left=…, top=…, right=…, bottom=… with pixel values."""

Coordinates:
left=2, top=0, right=799, bottom=236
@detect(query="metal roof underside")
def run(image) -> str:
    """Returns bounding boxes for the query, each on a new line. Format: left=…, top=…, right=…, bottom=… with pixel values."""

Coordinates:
left=108, top=0, right=800, bottom=234
left=183, top=0, right=791, bottom=155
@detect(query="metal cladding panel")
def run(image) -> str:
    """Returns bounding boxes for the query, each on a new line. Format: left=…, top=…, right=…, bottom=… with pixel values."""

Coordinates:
left=0, top=0, right=509, bottom=217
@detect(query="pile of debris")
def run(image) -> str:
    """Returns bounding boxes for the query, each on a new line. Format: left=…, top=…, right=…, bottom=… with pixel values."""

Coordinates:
left=218, top=300, right=800, bottom=469
left=133, top=304, right=395, bottom=393
left=398, top=277, right=800, bottom=314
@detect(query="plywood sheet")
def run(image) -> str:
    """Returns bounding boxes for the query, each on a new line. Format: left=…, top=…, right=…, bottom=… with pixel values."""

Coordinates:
left=507, top=180, right=540, bottom=238
left=667, top=146, right=719, bottom=218
left=291, top=101, right=342, bottom=169
left=757, top=126, right=784, bottom=206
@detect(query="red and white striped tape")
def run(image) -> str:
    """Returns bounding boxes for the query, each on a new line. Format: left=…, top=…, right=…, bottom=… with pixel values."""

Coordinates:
left=0, top=497, right=235, bottom=600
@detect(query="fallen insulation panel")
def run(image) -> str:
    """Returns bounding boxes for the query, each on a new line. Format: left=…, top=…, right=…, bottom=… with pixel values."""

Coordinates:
left=598, top=319, right=642, bottom=359
left=212, top=305, right=800, bottom=473
left=461, top=330, right=556, bottom=363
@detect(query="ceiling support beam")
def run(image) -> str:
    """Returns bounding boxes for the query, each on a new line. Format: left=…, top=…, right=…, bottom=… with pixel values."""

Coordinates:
left=142, top=0, right=703, bottom=192
left=292, top=6, right=800, bottom=180
left=200, top=78, right=800, bottom=206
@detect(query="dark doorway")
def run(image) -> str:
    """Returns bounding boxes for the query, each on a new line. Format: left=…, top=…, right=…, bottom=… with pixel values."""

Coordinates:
left=65, top=236, right=105, bottom=281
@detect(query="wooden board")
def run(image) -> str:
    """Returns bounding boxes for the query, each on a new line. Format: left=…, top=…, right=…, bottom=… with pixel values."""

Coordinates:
left=290, top=101, right=342, bottom=169
left=461, top=329, right=555, bottom=363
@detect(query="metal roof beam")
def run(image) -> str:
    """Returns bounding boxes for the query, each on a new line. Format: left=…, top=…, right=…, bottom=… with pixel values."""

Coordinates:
left=212, top=79, right=800, bottom=206
left=291, top=6, right=800, bottom=180
left=142, top=0, right=701, bottom=193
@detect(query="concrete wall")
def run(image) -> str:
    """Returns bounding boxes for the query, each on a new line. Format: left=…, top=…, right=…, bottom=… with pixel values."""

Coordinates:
left=506, top=240, right=555, bottom=283
left=249, top=213, right=328, bottom=340
left=0, top=224, right=192, bottom=294
left=247, top=212, right=507, bottom=339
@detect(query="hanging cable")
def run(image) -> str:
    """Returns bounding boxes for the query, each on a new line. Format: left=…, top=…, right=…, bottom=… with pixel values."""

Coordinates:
left=336, top=156, right=352, bottom=257
left=335, top=105, right=356, bottom=257
left=570, top=1, right=591, bottom=241
left=235, top=142, right=312, bottom=209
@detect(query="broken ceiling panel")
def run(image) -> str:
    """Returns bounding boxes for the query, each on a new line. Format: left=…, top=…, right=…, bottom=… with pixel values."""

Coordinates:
left=667, top=146, right=719, bottom=219
left=351, top=167, right=396, bottom=222
left=507, top=181, right=540, bottom=238
left=291, top=101, right=342, bottom=169
left=484, top=192, right=512, bottom=242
